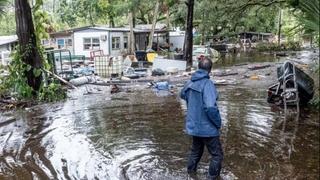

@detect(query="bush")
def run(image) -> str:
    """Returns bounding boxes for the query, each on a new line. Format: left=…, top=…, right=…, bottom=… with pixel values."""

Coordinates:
left=38, top=82, right=66, bottom=102
left=193, top=35, right=201, bottom=45
left=255, top=41, right=301, bottom=52
left=284, top=41, right=301, bottom=51
left=0, top=48, right=67, bottom=102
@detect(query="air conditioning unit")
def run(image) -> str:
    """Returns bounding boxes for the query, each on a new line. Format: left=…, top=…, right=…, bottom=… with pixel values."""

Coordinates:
left=100, top=35, right=107, bottom=41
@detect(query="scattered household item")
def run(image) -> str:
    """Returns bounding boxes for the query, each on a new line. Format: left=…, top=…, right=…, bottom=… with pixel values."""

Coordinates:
left=146, top=49, right=157, bottom=63
left=125, top=55, right=138, bottom=62
left=152, top=58, right=186, bottom=72
left=94, top=56, right=122, bottom=78
left=174, top=53, right=184, bottom=60
left=45, top=49, right=74, bottom=80
left=248, top=64, right=271, bottom=70
left=166, top=67, right=179, bottom=75
left=134, top=68, right=148, bottom=76
left=90, top=50, right=104, bottom=61
left=153, top=81, right=170, bottom=90
left=123, top=67, right=147, bottom=79
left=69, top=76, right=99, bottom=86
left=135, top=51, right=147, bottom=61
left=42, top=68, right=77, bottom=89
left=192, top=45, right=220, bottom=62
left=213, top=70, right=239, bottom=77
left=275, top=52, right=287, bottom=57
left=214, top=79, right=237, bottom=85
left=111, top=84, right=120, bottom=94
left=152, top=68, right=165, bottom=76
left=150, top=81, right=174, bottom=96
left=73, top=66, right=94, bottom=76
left=250, top=75, right=259, bottom=80
left=122, top=57, right=133, bottom=74
left=267, top=61, right=314, bottom=107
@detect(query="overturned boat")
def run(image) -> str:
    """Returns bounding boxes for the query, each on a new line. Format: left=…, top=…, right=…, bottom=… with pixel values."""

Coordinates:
left=267, top=61, right=314, bottom=105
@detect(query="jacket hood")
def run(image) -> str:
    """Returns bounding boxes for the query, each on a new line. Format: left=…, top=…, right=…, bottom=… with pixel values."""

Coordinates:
left=191, top=69, right=210, bottom=81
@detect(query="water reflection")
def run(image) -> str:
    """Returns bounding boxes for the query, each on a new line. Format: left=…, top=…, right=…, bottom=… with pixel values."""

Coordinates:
left=216, top=51, right=279, bottom=68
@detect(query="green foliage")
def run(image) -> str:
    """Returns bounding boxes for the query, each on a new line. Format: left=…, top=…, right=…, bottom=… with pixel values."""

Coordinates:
left=284, top=41, right=301, bottom=50
left=193, top=35, right=201, bottom=45
left=0, top=0, right=15, bottom=35
left=2, top=48, right=34, bottom=99
left=296, top=0, right=320, bottom=33
left=38, top=81, right=66, bottom=102
left=310, top=64, right=320, bottom=109
left=256, top=41, right=301, bottom=51
left=0, top=0, right=66, bottom=103
left=285, top=0, right=319, bottom=45
left=0, top=0, right=7, bottom=14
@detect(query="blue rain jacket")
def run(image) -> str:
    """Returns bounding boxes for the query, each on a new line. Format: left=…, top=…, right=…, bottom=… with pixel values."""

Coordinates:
left=180, top=69, right=221, bottom=137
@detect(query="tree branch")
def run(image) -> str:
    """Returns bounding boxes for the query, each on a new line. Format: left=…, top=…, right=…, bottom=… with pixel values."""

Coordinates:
left=237, top=0, right=286, bottom=12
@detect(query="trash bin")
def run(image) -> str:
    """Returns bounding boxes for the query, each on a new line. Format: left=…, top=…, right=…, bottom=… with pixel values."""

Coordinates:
left=135, top=51, right=147, bottom=61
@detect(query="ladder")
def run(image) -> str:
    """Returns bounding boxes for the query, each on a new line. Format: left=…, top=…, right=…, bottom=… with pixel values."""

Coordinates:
left=280, top=61, right=300, bottom=114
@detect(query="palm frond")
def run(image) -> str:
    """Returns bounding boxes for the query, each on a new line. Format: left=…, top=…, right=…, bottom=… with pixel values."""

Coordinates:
left=297, top=0, right=320, bottom=33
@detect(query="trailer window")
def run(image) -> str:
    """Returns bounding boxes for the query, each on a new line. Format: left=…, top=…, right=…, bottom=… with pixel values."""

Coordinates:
left=57, top=39, right=65, bottom=49
left=112, top=37, right=120, bottom=50
left=83, top=37, right=100, bottom=50
left=123, top=36, right=128, bottom=49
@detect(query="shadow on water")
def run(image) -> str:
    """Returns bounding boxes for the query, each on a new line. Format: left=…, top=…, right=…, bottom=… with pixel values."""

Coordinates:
left=0, top=85, right=319, bottom=180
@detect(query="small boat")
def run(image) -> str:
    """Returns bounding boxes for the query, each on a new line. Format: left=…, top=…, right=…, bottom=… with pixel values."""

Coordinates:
left=277, top=62, right=314, bottom=103
left=267, top=61, right=314, bottom=105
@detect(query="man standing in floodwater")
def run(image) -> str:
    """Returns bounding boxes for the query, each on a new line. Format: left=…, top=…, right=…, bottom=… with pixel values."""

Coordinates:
left=180, top=58, right=223, bottom=179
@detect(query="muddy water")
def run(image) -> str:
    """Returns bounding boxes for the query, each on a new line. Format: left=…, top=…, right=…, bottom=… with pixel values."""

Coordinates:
left=215, top=51, right=280, bottom=68
left=0, top=84, right=318, bottom=180
left=0, top=51, right=319, bottom=180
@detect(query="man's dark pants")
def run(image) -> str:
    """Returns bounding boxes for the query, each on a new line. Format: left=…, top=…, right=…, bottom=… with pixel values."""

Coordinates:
left=187, top=136, right=223, bottom=179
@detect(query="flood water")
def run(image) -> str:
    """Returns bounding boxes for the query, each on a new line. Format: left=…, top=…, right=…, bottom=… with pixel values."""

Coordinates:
left=0, top=52, right=319, bottom=180
left=215, top=51, right=280, bottom=68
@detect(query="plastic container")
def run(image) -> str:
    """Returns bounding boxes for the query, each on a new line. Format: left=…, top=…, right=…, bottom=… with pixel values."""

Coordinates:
left=94, top=56, right=122, bottom=78
left=135, top=51, right=147, bottom=61
left=147, top=52, right=157, bottom=62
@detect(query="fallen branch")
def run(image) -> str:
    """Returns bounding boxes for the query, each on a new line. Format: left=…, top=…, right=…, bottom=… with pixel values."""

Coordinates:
left=41, top=68, right=77, bottom=89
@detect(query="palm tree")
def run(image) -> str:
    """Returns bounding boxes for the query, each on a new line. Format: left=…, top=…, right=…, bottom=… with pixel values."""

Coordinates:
left=297, top=0, right=319, bottom=34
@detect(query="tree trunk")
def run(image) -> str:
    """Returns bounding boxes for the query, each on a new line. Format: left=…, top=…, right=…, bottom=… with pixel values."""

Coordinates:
left=132, top=11, right=136, bottom=28
left=166, top=8, right=170, bottom=30
left=15, top=0, right=42, bottom=92
left=147, top=0, right=160, bottom=50
left=128, top=11, right=135, bottom=54
left=183, top=0, right=194, bottom=71
left=277, top=8, right=282, bottom=46
left=201, top=10, right=205, bottom=45
left=89, top=2, right=94, bottom=26
left=109, top=15, right=115, bottom=27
